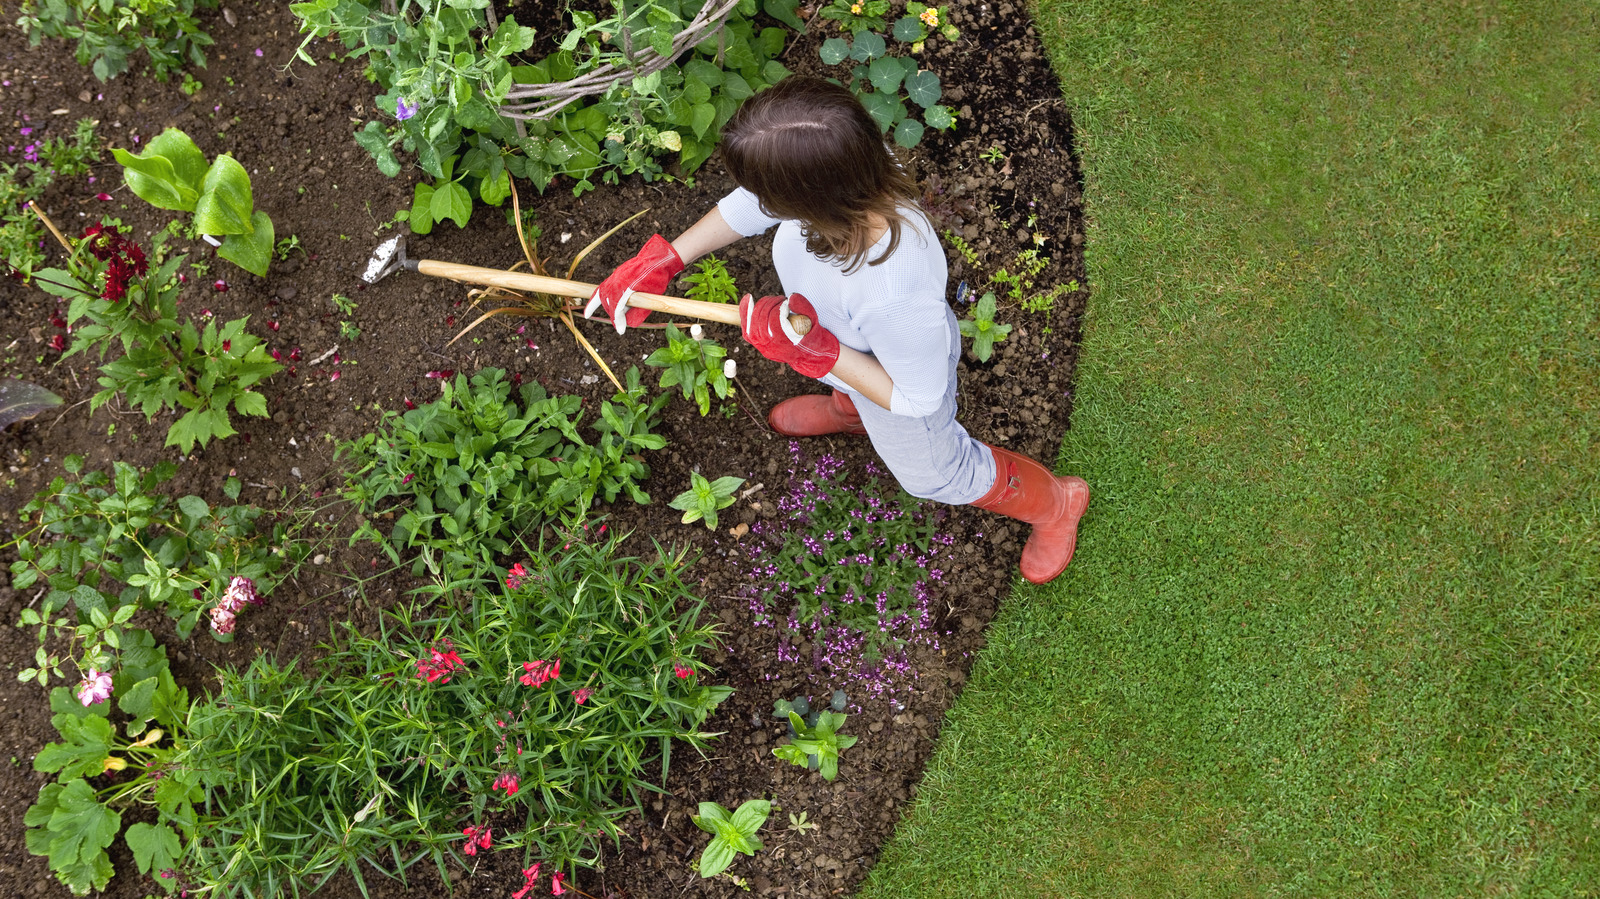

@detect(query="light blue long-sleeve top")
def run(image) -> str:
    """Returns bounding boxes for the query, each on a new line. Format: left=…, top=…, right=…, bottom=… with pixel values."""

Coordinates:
left=717, top=187, right=955, bottom=418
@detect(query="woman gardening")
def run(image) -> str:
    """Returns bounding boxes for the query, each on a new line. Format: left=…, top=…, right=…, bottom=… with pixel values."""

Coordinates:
left=585, top=77, right=1089, bottom=584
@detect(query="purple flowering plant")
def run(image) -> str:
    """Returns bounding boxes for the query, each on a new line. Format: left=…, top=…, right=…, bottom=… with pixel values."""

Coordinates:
left=739, top=443, right=955, bottom=705
left=2, top=117, right=100, bottom=278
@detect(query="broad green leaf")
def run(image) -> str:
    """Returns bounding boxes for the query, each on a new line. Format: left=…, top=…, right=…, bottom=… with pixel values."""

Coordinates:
left=763, top=0, right=806, bottom=30
left=820, top=37, right=850, bottom=65
left=486, top=16, right=536, bottom=55
left=117, top=676, right=158, bottom=722
left=113, top=148, right=197, bottom=212
left=893, top=117, right=925, bottom=148
left=431, top=181, right=473, bottom=229
left=218, top=211, right=275, bottom=277
left=194, top=155, right=255, bottom=236
left=34, top=713, right=113, bottom=780
left=125, top=822, right=182, bottom=877
left=479, top=169, right=511, bottom=206
left=233, top=390, right=269, bottom=418
left=144, top=128, right=208, bottom=189
left=410, top=183, right=437, bottom=234
left=354, top=121, right=401, bottom=178
left=728, top=799, right=771, bottom=835
left=699, top=837, right=735, bottom=878
left=859, top=90, right=899, bottom=132
left=923, top=104, right=955, bottom=130
left=904, top=69, right=941, bottom=108
left=868, top=56, right=908, bottom=93
left=893, top=15, right=925, bottom=43
left=850, top=31, right=886, bottom=61
left=43, top=779, right=120, bottom=895
left=176, top=495, right=208, bottom=519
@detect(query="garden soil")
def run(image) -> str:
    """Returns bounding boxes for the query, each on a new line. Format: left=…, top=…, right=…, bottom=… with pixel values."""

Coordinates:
left=0, top=2, right=1085, bottom=897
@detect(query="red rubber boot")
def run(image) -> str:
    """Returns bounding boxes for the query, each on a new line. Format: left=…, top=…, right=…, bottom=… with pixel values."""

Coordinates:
left=970, top=444, right=1090, bottom=584
left=768, top=390, right=869, bottom=437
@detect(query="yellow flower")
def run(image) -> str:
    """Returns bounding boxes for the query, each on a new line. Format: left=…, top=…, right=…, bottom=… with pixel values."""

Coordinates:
left=920, top=7, right=940, bottom=27
left=130, top=728, right=164, bottom=748
left=102, top=756, right=128, bottom=773
left=850, top=3, right=862, bottom=14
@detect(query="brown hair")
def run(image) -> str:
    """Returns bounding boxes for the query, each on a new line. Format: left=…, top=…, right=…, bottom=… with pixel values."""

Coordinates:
left=720, top=77, right=921, bottom=273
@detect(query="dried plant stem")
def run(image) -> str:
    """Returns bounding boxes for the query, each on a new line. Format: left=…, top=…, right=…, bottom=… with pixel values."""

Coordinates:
left=560, top=309, right=624, bottom=393
left=27, top=202, right=71, bottom=252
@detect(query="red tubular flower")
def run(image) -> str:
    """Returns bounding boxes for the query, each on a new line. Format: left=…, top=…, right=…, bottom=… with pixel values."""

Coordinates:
left=505, top=562, right=527, bottom=590
left=492, top=772, right=519, bottom=797
left=551, top=871, right=568, bottom=895
left=513, top=863, right=542, bottom=899
left=572, top=687, right=594, bottom=705
left=519, top=658, right=559, bottom=688
left=414, top=642, right=465, bottom=683
left=673, top=662, right=693, bottom=679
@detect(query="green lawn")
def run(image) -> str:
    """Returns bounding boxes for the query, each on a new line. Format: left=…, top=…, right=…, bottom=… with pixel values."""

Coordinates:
left=861, top=1, right=1600, bottom=895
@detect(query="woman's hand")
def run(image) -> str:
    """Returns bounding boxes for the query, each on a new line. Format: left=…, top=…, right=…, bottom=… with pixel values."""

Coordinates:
left=739, top=293, right=840, bottom=378
left=583, top=234, right=684, bottom=334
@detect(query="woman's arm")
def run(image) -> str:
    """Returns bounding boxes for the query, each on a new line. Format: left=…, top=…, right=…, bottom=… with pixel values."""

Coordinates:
left=826, top=345, right=895, bottom=411
left=670, top=206, right=745, bottom=265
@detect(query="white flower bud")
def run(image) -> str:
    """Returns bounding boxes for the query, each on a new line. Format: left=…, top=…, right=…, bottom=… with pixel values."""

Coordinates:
left=689, top=323, right=704, bottom=340
left=723, top=359, right=737, bottom=379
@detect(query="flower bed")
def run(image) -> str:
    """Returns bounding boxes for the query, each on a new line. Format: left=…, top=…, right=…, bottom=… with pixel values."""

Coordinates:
left=0, top=1, right=1087, bottom=897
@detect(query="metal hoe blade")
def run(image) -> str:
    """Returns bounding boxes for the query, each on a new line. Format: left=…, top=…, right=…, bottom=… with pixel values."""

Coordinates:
left=362, top=234, right=414, bottom=284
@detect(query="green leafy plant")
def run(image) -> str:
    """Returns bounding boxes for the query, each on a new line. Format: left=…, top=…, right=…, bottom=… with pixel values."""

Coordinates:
left=291, top=0, right=794, bottom=212
left=669, top=472, right=745, bottom=530
left=340, top=367, right=668, bottom=580
left=30, top=224, right=283, bottom=452
left=111, top=127, right=276, bottom=276
left=273, top=234, right=303, bottom=261
left=175, top=533, right=729, bottom=895
left=890, top=2, right=959, bottom=51
left=9, top=457, right=301, bottom=683
left=819, top=31, right=955, bottom=148
left=644, top=323, right=731, bottom=415
left=693, top=799, right=771, bottom=879
left=682, top=253, right=738, bottom=304
left=2, top=118, right=100, bottom=278
left=819, top=0, right=890, bottom=36
left=958, top=290, right=1013, bottom=362
left=773, top=709, right=858, bottom=781
left=15, top=0, right=218, bottom=82
left=25, top=647, right=192, bottom=896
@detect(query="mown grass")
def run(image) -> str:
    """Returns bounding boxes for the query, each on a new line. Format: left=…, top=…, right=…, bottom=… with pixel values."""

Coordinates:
left=861, top=1, right=1600, bottom=896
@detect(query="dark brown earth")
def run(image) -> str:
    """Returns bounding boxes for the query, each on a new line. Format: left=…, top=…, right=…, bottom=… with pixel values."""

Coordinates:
left=0, top=1, right=1085, bottom=897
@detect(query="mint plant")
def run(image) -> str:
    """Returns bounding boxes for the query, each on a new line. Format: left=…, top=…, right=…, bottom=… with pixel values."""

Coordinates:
left=30, top=223, right=283, bottom=452
left=340, top=367, right=668, bottom=579
left=958, top=290, right=1013, bottom=362
left=773, top=709, right=858, bottom=781
left=111, top=128, right=276, bottom=275
left=669, top=472, right=745, bottom=530
left=682, top=253, right=739, bottom=304
left=15, top=0, right=218, bottom=82
left=644, top=323, right=731, bottom=415
left=692, top=799, right=771, bottom=879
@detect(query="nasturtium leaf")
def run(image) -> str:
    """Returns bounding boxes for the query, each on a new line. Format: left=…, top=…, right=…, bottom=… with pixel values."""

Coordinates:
left=904, top=69, right=941, bottom=107
left=125, top=822, right=181, bottom=877
left=819, top=37, right=850, bottom=66
left=218, top=211, right=275, bottom=277
left=893, top=15, right=925, bottom=42
left=112, top=149, right=197, bottom=212
left=194, top=155, right=255, bottom=236
left=893, top=118, right=925, bottom=148
left=859, top=90, right=898, bottom=132
left=868, top=56, right=907, bottom=92
left=850, top=31, right=886, bottom=61
left=0, top=379, right=63, bottom=430
left=923, top=104, right=955, bottom=130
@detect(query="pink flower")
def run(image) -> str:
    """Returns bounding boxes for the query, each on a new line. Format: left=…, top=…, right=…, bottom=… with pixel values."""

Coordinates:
left=461, top=824, right=492, bottom=855
left=673, top=661, right=693, bottom=679
left=76, top=669, right=114, bottom=706
left=519, top=659, right=559, bottom=688
left=213, top=280, right=228, bottom=292
left=401, top=473, right=415, bottom=485
left=492, top=772, right=519, bottom=797
left=551, top=871, right=568, bottom=895
left=572, top=687, right=594, bottom=705
left=415, top=643, right=465, bottom=683
left=513, top=863, right=542, bottom=899
left=505, top=562, right=527, bottom=590
left=95, top=192, right=113, bottom=201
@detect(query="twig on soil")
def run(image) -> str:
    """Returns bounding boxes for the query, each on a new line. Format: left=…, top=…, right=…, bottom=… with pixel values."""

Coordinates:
left=27, top=201, right=71, bottom=251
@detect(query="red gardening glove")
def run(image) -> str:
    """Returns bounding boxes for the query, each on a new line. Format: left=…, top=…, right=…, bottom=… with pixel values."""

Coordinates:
left=739, top=292, right=840, bottom=379
left=583, top=234, right=684, bottom=333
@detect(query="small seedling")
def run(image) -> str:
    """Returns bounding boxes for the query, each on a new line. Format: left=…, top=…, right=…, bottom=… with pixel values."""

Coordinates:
left=980, top=144, right=1006, bottom=163
left=693, top=799, right=770, bottom=879
left=180, top=72, right=202, bottom=96
left=682, top=254, right=739, bottom=304
left=773, top=708, right=858, bottom=781
left=274, top=235, right=303, bottom=261
left=669, top=472, right=745, bottom=530
left=644, top=324, right=731, bottom=415
left=958, top=291, right=1012, bottom=362
left=787, top=811, right=819, bottom=834
left=331, top=293, right=357, bottom=316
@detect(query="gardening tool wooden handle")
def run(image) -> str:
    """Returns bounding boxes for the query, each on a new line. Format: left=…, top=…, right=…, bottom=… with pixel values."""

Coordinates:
left=414, top=259, right=811, bottom=335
